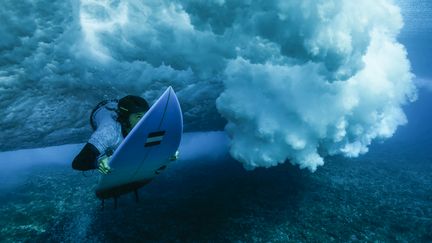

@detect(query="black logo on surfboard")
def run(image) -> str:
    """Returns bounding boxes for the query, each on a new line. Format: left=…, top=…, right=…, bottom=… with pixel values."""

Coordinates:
left=144, top=131, right=165, bottom=147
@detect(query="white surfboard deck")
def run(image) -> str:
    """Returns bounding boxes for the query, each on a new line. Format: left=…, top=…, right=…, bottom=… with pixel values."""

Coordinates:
left=95, top=86, right=182, bottom=199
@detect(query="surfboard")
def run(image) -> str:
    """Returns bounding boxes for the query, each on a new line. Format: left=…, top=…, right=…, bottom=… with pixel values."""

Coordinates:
left=95, top=86, right=183, bottom=199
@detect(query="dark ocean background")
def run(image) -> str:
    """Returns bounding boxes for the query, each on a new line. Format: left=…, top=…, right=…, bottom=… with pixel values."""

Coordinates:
left=1, top=0, right=431, bottom=242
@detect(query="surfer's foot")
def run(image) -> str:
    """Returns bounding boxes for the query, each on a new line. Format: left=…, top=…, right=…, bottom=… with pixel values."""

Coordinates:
left=169, top=150, right=179, bottom=161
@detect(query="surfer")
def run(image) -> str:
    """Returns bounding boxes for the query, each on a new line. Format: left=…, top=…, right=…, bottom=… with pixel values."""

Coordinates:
left=72, top=95, right=150, bottom=174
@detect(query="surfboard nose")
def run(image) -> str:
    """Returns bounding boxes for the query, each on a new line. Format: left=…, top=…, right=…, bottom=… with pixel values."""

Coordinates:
left=161, top=86, right=176, bottom=99
left=167, top=86, right=175, bottom=95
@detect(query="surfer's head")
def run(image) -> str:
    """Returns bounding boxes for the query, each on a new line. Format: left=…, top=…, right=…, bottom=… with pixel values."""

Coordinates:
left=118, top=95, right=149, bottom=136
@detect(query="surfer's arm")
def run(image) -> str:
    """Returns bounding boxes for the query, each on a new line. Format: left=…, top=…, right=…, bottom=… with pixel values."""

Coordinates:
left=72, top=143, right=100, bottom=171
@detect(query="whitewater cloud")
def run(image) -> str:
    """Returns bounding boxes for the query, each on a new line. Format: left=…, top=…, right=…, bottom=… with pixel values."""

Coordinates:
left=0, top=0, right=416, bottom=171
left=215, top=1, right=417, bottom=171
left=217, top=31, right=415, bottom=171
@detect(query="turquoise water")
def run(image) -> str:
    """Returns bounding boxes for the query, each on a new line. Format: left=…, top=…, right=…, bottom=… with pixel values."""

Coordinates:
left=1, top=0, right=432, bottom=241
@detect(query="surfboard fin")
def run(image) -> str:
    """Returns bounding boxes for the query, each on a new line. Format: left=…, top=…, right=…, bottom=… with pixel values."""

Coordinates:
left=155, top=165, right=167, bottom=175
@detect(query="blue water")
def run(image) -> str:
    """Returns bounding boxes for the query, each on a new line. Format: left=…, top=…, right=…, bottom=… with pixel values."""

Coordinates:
left=0, top=137, right=431, bottom=241
left=1, top=0, right=432, bottom=241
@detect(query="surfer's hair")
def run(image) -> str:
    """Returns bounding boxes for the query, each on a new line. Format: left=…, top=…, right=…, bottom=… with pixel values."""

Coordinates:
left=118, top=95, right=149, bottom=115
